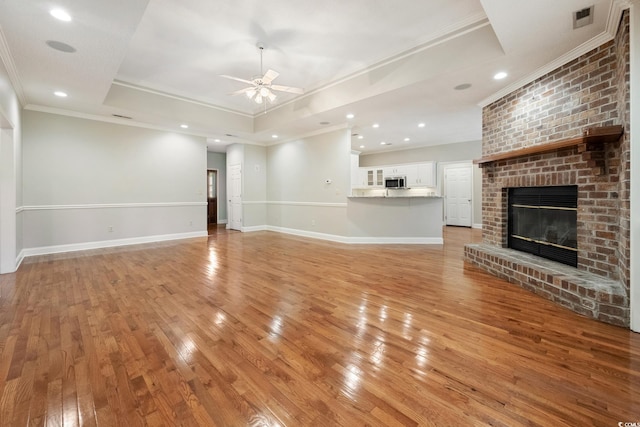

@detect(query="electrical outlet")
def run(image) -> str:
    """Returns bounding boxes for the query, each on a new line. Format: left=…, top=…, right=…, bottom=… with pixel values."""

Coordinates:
left=189, top=220, right=193, bottom=226
left=311, top=220, right=316, bottom=226
left=108, top=226, right=114, bottom=232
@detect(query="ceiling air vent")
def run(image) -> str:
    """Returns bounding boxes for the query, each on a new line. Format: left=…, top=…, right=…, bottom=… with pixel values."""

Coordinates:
left=573, top=6, right=594, bottom=29
left=112, top=114, right=132, bottom=119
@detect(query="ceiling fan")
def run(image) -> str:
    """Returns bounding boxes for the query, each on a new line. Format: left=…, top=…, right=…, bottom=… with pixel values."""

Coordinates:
left=220, top=43, right=304, bottom=105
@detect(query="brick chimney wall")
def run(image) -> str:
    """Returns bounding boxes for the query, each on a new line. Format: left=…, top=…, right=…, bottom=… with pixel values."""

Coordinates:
left=480, top=12, right=630, bottom=289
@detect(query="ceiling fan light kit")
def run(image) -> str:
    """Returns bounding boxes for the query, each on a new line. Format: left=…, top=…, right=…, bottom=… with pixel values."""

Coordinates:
left=220, top=42, right=303, bottom=107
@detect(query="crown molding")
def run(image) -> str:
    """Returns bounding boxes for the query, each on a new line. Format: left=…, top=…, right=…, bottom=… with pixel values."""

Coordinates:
left=608, top=0, right=632, bottom=30
left=0, top=24, right=26, bottom=106
left=112, top=80, right=253, bottom=118
left=24, top=104, right=225, bottom=140
left=264, top=123, right=350, bottom=147
left=479, top=0, right=630, bottom=107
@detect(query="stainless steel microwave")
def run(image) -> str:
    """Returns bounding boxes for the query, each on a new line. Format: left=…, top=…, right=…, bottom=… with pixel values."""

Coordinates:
left=384, top=176, right=407, bottom=189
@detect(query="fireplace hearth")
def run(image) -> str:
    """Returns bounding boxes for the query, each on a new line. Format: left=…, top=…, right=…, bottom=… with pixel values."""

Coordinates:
left=508, top=186, right=578, bottom=267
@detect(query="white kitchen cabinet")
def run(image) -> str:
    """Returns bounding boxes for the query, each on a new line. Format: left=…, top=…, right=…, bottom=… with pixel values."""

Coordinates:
left=358, top=168, right=369, bottom=187
left=407, top=162, right=436, bottom=187
left=350, top=151, right=361, bottom=190
left=364, top=168, right=384, bottom=187
left=353, top=162, right=435, bottom=189
left=383, top=165, right=407, bottom=177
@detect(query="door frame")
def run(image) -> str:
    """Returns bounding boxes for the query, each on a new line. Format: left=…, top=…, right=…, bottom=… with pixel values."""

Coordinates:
left=228, top=163, right=242, bottom=231
left=207, top=168, right=218, bottom=225
left=440, top=161, right=474, bottom=228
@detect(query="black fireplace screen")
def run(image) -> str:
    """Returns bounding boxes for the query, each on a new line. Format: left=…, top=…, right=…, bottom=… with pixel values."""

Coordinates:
left=508, top=186, right=578, bottom=267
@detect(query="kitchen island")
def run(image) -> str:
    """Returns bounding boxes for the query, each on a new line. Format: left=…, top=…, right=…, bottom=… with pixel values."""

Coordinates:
left=347, top=193, right=443, bottom=244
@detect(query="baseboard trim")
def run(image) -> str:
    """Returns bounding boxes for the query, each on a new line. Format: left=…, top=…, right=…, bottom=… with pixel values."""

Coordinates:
left=266, top=226, right=351, bottom=243
left=21, top=231, right=208, bottom=258
left=242, top=225, right=268, bottom=233
left=472, top=223, right=483, bottom=229
left=247, top=225, right=444, bottom=245
left=348, top=236, right=444, bottom=244
left=16, top=224, right=446, bottom=263
left=217, top=219, right=228, bottom=224
left=15, top=250, right=25, bottom=270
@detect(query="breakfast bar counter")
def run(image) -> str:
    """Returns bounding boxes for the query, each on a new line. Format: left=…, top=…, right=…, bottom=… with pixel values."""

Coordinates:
left=346, top=195, right=443, bottom=244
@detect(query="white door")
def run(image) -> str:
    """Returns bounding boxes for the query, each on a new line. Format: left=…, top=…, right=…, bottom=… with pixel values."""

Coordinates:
left=444, top=164, right=472, bottom=227
left=229, top=164, right=242, bottom=231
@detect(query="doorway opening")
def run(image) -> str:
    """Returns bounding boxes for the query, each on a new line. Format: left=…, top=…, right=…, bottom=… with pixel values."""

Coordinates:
left=207, top=169, right=217, bottom=227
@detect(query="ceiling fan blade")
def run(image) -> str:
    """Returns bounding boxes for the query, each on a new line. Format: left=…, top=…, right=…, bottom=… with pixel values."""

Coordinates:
left=219, top=74, right=255, bottom=85
left=271, top=84, right=304, bottom=95
left=262, top=69, right=279, bottom=84
left=229, top=87, right=256, bottom=96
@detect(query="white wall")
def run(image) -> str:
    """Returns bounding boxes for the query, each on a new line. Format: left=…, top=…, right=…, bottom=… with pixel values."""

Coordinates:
left=21, top=110, right=207, bottom=253
left=266, top=129, right=350, bottom=237
left=243, top=144, right=267, bottom=228
left=359, top=140, right=482, bottom=166
left=207, top=151, right=227, bottom=222
left=359, top=140, right=483, bottom=227
left=0, top=53, right=22, bottom=272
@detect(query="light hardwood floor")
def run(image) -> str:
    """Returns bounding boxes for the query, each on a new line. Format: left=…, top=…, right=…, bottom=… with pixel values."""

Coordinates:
left=0, top=227, right=638, bottom=426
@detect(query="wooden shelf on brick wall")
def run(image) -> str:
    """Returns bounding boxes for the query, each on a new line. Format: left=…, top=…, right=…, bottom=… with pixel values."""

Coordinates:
left=474, top=125, right=623, bottom=167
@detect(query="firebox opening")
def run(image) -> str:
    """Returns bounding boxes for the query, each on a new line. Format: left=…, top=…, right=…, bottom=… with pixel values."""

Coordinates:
left=507, top=186, right=578, bottom=267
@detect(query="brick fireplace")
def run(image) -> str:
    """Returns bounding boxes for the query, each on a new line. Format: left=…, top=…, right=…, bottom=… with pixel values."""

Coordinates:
left=464, top=12, right=631, bottom=327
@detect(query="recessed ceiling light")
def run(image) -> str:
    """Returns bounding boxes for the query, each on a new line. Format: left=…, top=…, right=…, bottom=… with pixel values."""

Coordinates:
left=359, top=145, right=365, bottom=149
left=272, top=134, right=278, bottom=139
left=372, top=123, right=379, bottom=128
left=54, top=91, right=67, bottom=98
left=214, top=139, right=221, bottom=143
left=494, top=71, right=508, bottom=80
left=346, top=113, right=355, bottom=119
left=50, top=9, right=72, bottom=22
left=404, top=138, right=410, bottom=142
left=418, top=123, right=426, bottom=128
left=180, top=124, right=189, bottom=129
left=357, top=135, right=364, bottom=140
left=454, top=83, right=472, bottom=90
left=380, top=141, right=386, bottom=145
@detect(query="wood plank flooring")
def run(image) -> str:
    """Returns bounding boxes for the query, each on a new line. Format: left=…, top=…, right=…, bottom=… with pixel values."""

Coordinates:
left=0, top=227, right=639, bottom=426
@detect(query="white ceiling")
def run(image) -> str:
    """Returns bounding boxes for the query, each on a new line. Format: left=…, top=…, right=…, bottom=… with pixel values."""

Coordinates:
left=0, top=0, right=619, bottom=153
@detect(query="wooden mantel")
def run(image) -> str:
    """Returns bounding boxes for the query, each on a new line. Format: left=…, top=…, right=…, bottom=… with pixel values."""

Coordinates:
left=474, top=125, right=624, bottom=167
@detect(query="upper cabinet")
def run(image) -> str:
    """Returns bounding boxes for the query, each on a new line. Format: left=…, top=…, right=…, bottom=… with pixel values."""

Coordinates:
left=406, top=162, right=435, bottom=187
left=366, top=168, right=385, bottom=187
left=352, top=161, right=437, bottom=190
left=383, top=165, right=407, bottom=177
